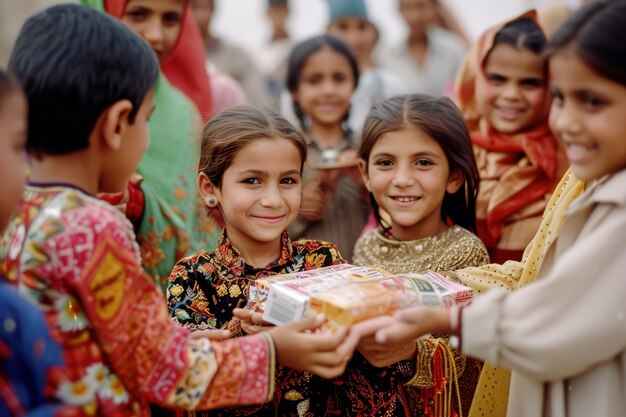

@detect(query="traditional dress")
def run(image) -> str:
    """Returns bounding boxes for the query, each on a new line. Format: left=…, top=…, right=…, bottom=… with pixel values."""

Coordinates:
left=167, top=231, right=344, bottom=416
left=321, top=226, right=488, bottom=417
left=454, top=11, right=568, bottom=263
left=0, top=280, right=74, bottom=417
left=454, top=168, right=625, bottom=417
left=80, top=0, right=222, bottom=291
left=444, top=170, right=584, bottom=417
left=0, top=184, right=275, bottom=416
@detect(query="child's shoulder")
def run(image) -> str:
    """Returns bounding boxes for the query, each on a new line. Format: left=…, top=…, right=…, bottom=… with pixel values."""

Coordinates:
left=25, top=186, right=140, bottom=253
left=291, top=238, right=345, bottom=263
left=440, top=226, right=490, bottom=268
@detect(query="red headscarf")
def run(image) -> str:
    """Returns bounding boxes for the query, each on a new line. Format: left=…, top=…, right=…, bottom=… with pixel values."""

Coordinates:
left=105, top=0, right=213, bottom=121
left=454, top=11, right=566, bottom=253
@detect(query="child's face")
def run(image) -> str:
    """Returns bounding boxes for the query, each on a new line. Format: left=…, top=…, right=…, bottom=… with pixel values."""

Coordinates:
left=122, top=0, right=185, bottom=63
left=0, top=91, right=27, bottom=231
left=327, top=17, right=378, bottom=64
left=213, top=137, right=302, bottom=250
left=475, top=43, right=549, bottom=134
left=399, top=0, right=438, bottom=38
left=103, top=90, right=154, bottom=193
left=549, top=50, right=626, bottom=183
left=292, top=46, right=355, bottom=129
left=361, top=127, right=461, bottom=241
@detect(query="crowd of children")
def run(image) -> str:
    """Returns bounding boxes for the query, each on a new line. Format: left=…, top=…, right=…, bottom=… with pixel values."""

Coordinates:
left=2, top=0, right=626, bottom=417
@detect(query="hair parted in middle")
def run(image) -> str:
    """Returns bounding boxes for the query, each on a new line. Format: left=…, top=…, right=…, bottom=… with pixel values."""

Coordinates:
left=198, top=105, right=308, bottom=189
left=359, top=94, right=480, bottom=233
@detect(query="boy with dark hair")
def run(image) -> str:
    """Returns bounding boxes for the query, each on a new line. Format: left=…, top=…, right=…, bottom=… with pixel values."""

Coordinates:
left=0, top=4, right=357, bottom=416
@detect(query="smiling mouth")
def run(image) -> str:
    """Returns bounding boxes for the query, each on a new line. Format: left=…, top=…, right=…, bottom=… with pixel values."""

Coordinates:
left=252, top=215, right=285, bottom=223
left=495, top=106, right=525, bottom=120
left=564, top=142, right=596, bottom=162
left=391, top=196, right=420, bottom=203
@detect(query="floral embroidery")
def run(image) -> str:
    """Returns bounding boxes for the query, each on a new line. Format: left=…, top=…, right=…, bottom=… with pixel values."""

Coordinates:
left=167, top=230, right=344, bottom=416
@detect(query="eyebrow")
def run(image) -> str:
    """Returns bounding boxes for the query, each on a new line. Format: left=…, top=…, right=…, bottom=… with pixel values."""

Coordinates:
left=239, top=169, right=302, bottom=176
left=371, top=151, right=441, bottom=159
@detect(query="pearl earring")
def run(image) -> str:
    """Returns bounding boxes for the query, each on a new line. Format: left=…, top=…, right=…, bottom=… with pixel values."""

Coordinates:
left=208, top=198, right=216, bottom=207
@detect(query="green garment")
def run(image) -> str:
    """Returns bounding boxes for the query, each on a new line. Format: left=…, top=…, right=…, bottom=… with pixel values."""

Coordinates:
left=80, top=0, right=221, bottom=291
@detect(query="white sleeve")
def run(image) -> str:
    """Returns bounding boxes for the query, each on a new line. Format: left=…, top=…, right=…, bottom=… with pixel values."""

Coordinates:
left=462, top=203, right=626, bottom=382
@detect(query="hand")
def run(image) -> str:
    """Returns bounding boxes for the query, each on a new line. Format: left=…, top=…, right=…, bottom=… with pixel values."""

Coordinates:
left=233, top=307, right=274, bottom=335
left=189, top=329, right=232, bottom=341
left=299, top=180, right=327, bottom=223
left=351, top=316, right=417, bottom=367
left=98, top=173, right=143, bottom=215
left=355, top=306, right=451, bottom=345
left=269, top=314, right=359, bottom=379
left=337, top=149, right=362, bottom=184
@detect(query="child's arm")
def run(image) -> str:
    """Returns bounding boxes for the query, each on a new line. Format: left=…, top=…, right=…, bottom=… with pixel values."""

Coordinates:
left=33, top=205, right=270, bottom=410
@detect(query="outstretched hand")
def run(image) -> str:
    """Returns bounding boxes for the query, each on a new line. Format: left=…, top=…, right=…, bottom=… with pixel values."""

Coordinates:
left=269, top=315, right=359, bottom=379
left=350, top=315, right=417, bottom=367
left=354, top=306, right=451, bottom=346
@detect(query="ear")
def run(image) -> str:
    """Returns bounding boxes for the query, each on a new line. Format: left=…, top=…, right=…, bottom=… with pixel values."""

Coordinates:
left=100, top=99, right=133, bottom=152
left=446, top=170, right=465, bottom=194
left=197, top=171, right=219, bottom=208
left=358, top=159, right=372, bottom=192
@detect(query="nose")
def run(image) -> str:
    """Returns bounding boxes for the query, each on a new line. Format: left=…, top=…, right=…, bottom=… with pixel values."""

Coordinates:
left=259, top=183, right=283, bottom=208
left=549, top=100, right=581, bottom=137
left=392, top=163, right=415, bottom=188
left=142, top=19, right=164, bottom=49
left=501, top=82, right=521, bottom=100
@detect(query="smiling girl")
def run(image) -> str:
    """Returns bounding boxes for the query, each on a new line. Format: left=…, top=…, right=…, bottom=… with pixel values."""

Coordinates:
left=286, top=35, right=370, bottom=261
left=455, top=12, right=568, bottom=263
left=167, top=105, right=354, bottom=417
left=324, top=94, right=489, bottom=417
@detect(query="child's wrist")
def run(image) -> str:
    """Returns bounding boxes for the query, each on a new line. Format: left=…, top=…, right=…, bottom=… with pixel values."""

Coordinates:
left=448, top=306, right=463, bottom=351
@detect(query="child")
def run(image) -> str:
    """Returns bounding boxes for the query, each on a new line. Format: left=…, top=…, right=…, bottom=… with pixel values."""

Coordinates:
left=360, top=2, right=626, bottom=416
left=0, top=5, right=357, bottom=416
left=325, top=0, right=405, bottom=136
left=455, top=11, right=569, bottom=263
left=286, top=34, right=370, bottom=260
left=167, top=104, right=345, bottom=416
left=323, top=94, right=489, bottom=416
left=81, top=0, right=221, bottom=290
left=380, top=0, right=466, bottom=97
left=0, top=69, right=74, bottom=417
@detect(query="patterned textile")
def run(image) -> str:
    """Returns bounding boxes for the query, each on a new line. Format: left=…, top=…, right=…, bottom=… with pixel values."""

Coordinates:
left=327, top=226, right=489, bottom=416
left=0, top=184, right=274, bottom=416
left=167, top=231, right=344, bottom=416
left=453, top=10, right=568, bottom=263
left=0, top=280, right=74, bottom=417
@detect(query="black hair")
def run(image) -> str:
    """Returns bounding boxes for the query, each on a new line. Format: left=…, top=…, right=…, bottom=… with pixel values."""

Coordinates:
left=547, top=1, right=626, bottom=87
left=359, top=94, right=479, bottom=234
left=493, top=16, right=547, bottom=54
left=286, top=34, right=359, bottom=130
left=8, top=4, right=159, bottom=157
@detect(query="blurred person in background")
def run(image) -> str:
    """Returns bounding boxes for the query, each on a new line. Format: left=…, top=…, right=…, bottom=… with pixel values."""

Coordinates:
left=191, top=0, right=272, bottom=107
left=380, top=0, right=466, bottom=97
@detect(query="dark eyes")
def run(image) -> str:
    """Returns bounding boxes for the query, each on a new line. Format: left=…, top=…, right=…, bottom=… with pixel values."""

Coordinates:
left=241, top=177, right=299, bottom=185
